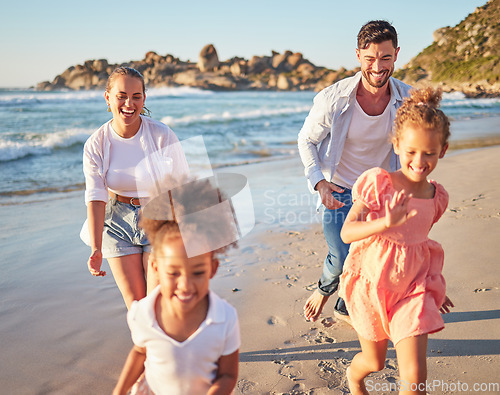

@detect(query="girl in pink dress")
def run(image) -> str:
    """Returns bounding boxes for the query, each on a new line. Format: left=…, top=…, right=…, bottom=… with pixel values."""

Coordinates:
left=338, top=87, right=454, bottom=395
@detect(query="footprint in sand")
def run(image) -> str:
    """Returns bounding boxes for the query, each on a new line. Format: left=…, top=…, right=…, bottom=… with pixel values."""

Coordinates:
left=385, top=359, right=398, bottom=370
left=380, top=372, right=399, bottom=383
left=315, top=331, right=336, bottom=344
left=317, top=360, right=345, bottom=388
left=318, top=360, right=340, bottom=375
left=471, top=194, right=485, bottom=201
left=474, top=288, right=492, bottom=293
left=321, top=317, right=335, bottom=327
left=237, top=379, right=257, bottom=393
left=279, top=363, right=301, bottom=381
left=290, top=383, right=306, bottom=392
left=286, top=274, right=300, bottom=282
left=299, top=247, right=318, bottom=256
left=303, top=329, right=336, bottom=344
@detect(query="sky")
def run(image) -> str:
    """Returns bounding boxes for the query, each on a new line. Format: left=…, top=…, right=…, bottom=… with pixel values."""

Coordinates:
left=1, top=0, right=489, bottom=88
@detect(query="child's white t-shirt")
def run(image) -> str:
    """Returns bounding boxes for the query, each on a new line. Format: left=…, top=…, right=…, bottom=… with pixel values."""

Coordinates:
left=127, top=286, right=240, bottom=395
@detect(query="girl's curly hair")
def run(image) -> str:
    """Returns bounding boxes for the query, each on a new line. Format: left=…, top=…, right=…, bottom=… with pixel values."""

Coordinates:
left=393, top=87, right=450, bottom=147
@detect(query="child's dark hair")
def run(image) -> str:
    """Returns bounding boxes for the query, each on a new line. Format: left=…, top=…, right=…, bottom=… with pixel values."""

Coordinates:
left=393, top=87, right=450, bottom=147
left=140, top=175, right=238, bottom=261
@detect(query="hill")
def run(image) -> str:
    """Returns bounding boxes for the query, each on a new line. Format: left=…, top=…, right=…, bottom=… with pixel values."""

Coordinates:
left=394, top=0, right=500, bottom=97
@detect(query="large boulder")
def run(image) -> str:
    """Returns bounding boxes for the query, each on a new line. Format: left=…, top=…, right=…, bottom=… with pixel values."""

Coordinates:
left=93, top=59, right=109, bottom=73
left=297, top=62, right=316, bottom=77
left=173, top=70, right=199, bottom=86
left=247, top=56, right=271, bottom=74
left=272, top=51, right=291, bottom=69
left=65, top=65, right=93, bottom=90
left=173, top=70, right=241, bottom=90
left=287, top=52, right=304, bottom=68
left=36, top=81, right=52, bottom=91
left=230, top=60, right=247, bottom=76
left=277, top=74, right=291, bottom=90
left=198, top=44, right=219, bottom=72
left=144, top=51, right=163, bottom=65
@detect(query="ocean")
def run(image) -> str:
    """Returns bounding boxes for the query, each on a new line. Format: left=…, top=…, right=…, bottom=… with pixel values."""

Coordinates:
left=1, top=88, right=500, bottom=205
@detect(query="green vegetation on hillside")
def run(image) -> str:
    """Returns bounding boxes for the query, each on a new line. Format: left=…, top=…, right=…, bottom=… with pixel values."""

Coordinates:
left=396, top=0, right=500, bottom=89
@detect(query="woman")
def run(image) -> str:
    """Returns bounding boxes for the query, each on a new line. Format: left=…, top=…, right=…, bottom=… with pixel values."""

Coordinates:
left=82, top=67, right=188, bottom=309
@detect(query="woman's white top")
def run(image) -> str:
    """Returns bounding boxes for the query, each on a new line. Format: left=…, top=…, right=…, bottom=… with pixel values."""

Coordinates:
left=106, top=126, right=149, bottom=197
left=83, top=116, right=188, bottom=204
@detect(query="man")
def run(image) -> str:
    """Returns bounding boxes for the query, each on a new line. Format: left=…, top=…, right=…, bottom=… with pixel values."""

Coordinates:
left=298, top=20, right=412, bottom=323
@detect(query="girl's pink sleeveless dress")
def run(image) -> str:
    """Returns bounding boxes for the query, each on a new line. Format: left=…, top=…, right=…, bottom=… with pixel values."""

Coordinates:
left=338, top=168, right=449, bottom=345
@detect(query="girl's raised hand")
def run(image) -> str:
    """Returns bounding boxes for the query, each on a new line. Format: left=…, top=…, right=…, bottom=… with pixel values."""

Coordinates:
left=384, top=190, right=417, bottom=228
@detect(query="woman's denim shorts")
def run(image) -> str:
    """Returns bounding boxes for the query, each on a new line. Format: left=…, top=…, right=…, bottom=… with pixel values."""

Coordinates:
left=102, top=199, right=152, bottom=259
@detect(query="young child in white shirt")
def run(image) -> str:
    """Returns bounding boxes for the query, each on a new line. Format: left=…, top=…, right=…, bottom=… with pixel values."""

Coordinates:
left=113, top=177, right=240, bottom=395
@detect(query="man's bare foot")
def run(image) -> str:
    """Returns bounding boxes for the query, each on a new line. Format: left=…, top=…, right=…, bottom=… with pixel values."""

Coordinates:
left=304, top=290, right=329, bottom=322
left=346, top=367, right=369, bottom=395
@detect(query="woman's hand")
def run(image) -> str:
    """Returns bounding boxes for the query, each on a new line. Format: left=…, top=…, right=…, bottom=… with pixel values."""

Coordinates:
left=440, top=296, right=454, bottom=314
left=384, top=189, right=417, bottom=228
left=87, top=249, right=106, bottom=276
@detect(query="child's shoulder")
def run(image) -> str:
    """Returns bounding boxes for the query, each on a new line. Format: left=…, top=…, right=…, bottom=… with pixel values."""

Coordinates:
left=208, top=291, right=239, bottom=324
left=430, top=179, right=449, bottom=202
left=430, top=179, right=448, bottom=194
left=355, top=167, right=392, bottom=191
left=362, top=167, right=390, bottom=179
left=128, top=286, right=160, bottom=324
left=352, top=168, right=393, bottom=207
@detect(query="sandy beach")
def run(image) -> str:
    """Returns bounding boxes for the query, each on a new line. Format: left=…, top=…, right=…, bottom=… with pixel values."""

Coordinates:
left=228, top=146, right=500, bottom=394
left=1, top=142, right=499, bottom=394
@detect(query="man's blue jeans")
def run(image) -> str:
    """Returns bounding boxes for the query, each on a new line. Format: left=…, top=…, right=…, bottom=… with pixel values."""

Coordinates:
left=317, top=187, right=353, bottom=296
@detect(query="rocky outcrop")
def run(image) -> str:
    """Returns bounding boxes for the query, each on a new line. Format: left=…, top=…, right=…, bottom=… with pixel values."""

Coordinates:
left=37, top=59, right=113, bottom=91
left=198, top=44, right=219, bottom=72
left=36, top=45, right=356, bottom=92
left=394, top=0, right=500, bottom=97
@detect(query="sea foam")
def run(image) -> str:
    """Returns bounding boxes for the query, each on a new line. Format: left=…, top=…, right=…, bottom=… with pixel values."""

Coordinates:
left=442, top=92, right=500, bottom=108
left=0, top=129, right=91, bottom=162
left=0, top=86, right=210, bottom=107
left=161, top=105, right=311, bottom=126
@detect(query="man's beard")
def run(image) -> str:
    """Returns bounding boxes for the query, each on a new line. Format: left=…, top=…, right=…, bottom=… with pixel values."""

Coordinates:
left=362, top=66, right=393, bottom=88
